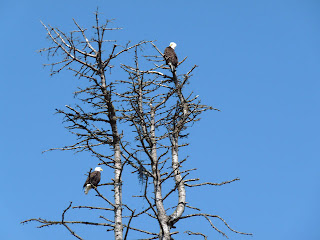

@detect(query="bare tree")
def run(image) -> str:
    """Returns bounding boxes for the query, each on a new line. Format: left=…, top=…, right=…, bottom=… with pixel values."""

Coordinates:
left=22, top=13, right=252, bottom=240
left=21, top=12, right=149, bottom=240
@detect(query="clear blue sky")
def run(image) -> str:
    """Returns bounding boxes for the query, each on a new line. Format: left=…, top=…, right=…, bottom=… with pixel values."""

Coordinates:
left=1, top=0, right=319, bottom=239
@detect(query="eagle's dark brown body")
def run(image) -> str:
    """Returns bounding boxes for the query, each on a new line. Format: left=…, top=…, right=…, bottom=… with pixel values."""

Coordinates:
left=164, top=46, right=178, bottom=71
left=83, top=171, right=101, bottom=188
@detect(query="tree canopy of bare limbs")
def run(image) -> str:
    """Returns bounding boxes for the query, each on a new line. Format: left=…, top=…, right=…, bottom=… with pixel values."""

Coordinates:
left=22, top=12, right=252, bottom=240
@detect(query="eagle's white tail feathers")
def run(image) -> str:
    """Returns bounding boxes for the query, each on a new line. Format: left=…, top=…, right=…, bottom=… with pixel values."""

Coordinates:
left=168, top=63, right=176, bottom=72
left=84, top=184, right=92, bottom=194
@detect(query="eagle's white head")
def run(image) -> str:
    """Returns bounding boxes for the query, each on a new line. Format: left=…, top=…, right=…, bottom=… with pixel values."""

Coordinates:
left=169, top=42, right=177, bottom=49
left=94, top=167, right=103, bottom=172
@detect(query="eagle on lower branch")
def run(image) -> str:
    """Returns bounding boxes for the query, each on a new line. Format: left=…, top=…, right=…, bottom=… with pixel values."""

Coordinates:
left=83, top=167, right=103, bottom=194
left=164, top=42, right=178, bottom=72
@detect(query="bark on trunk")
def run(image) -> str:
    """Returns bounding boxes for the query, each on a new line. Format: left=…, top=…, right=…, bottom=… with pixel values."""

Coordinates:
left=169, top=134, right=186, bottom=226
left=100, top=72, right=123, bottom=240
left=150, top=107, right=171, bottom=240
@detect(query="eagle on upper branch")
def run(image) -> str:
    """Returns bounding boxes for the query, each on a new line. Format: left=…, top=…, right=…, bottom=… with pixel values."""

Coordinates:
left=164, top=42, right=178, bottom=72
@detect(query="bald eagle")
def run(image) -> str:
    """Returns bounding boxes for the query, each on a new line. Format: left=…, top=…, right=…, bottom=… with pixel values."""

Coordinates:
left=164, top=42, right=178, bottom=72
left=83, top=167, right=103, bottom=194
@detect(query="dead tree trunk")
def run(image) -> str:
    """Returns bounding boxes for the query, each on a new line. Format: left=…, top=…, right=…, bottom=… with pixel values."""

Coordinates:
left=100, top=70, right=123, bottom=239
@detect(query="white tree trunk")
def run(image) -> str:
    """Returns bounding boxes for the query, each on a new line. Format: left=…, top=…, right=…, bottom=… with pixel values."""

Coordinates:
left=101, top=73, right=123, bottom=240
left=169, top=135, right=186, bottom=226
left=150, top=107, right=171, bottom=240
